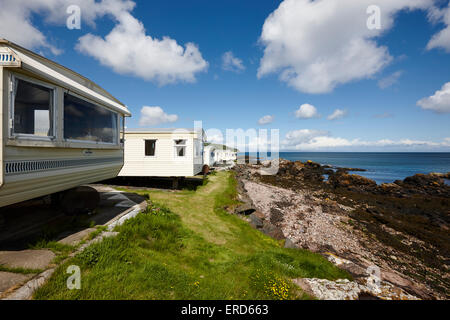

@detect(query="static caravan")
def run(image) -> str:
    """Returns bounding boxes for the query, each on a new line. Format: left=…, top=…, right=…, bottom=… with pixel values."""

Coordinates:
left=119, top=128, right=206, bottom=177
left=203, top=145, right=217, bottom=167
left=0, top=39, right=131, bottom=208
left=205, top=144, right=237, bottom=165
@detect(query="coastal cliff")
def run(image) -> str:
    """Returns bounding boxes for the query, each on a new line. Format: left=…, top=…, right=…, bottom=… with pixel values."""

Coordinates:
left=233, top=159, right=449, bottom=300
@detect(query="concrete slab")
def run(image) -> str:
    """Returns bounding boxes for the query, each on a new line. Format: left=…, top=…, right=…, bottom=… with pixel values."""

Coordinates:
left=58, top=228, right=97, bottom=246
left=0, top=250, right=55, bottom=270
left=115, top=200, right=137, bottom=208
left=0, top=272, right=32, bottom=294
left=105, top=194, right=129, bottom=201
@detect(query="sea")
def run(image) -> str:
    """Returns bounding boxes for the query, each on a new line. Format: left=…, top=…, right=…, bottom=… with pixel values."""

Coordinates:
left=239, top=152, right=450, bottom=185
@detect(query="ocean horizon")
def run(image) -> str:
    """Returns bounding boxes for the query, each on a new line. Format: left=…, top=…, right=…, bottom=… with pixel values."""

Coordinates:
left=239, top=152, right=450, bottom=185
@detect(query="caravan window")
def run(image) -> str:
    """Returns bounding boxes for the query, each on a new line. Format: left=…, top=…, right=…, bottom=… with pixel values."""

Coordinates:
left=145, top=140, right=156, bottom=156
left=12, top=78, right=54, bottom=137
left=64, top=93, right=118, bottom=144
left=119, top=115, right=125, bottom=145
left=174, top=139, right=187, bottom=157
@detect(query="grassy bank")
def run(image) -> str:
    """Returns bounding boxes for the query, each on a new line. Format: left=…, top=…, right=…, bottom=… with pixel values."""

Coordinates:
left=34, top=171, right=349, bottom=300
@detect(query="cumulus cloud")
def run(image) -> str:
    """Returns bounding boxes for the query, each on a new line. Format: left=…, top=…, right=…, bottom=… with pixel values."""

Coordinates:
left=282, top=129, right=329, bottom=146
left=138, top=106, right=178, bottom=126
left=257, top=0, right=432, bottom=94
left=77, top=12, right=208, bottom=85
left=327, top=109, right=348, bottom=121
left=258, top=115, right=274, bottom=125
left=282, top=129, right=450, bottom=151
left=295, top=104, right=320, bottom=119
left=427, top=4, right=450, bottom=52
left=222, top=51, right=245, bottom=73
left=0, top=0, right=135, bottom=55
left=0, top=0, right=208, bottom=85
left=417, top=82, right=450, bottom=113
left=378, top=71, right=403, bottom=89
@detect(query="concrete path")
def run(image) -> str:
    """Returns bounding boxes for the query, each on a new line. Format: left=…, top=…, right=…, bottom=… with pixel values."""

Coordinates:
left=0, top=250, right=55, bottom=270
left=0, top=272, right=32, bottom=297
left=0, top=185, right=147, bottom=300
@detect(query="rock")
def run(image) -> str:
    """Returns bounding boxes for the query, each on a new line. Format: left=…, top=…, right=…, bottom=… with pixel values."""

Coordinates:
left=293, top=278, right=363, bottom=300
left=234, top=203, right=256, bottom=215
left=382, top=270, right=434, bottom=300
left=261, top=160, right=272, bottom=167
left=403, top=173, right=444, bottom=187
left=328, top=173, right=377, bottom=192
left=392, top=173, right=450, bottom=197
left=248, top=213, right=263, bottom=229
left=293, top=277, right=419, bottom=300
left=261, top=221, right=285, bottom=240
left=284, top=238, right=297, bottom=249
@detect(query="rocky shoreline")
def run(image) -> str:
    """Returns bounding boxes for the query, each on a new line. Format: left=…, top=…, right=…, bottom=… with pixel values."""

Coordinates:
left=232, top=159, right=449, bottom=300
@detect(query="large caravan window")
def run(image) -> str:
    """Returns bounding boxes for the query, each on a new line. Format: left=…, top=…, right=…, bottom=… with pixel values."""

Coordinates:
left=64, top=93, right=118, bottom=144
left=174, top=139, right=187, bottom=157
left=145, top=140, right=156, bottom=156
left=13, top=78, right=54, bottom=137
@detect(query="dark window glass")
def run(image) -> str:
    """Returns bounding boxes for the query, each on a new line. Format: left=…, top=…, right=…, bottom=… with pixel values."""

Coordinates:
left=13, top=78, right=53, bottom=136
left=145, top=140, right=156, bottom=156
left=119, top=116, right=125, bottom=144
left=64, top=93, right=117, bottom=143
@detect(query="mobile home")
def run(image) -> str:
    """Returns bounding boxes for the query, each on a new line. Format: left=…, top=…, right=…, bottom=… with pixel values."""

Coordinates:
left=0, top=39, right=131, bottom=208
left=204, top=144, right=237, bottom=165
left=203, top=145, right=217, bottom=167
left=119, top=128, right=206, bottom=177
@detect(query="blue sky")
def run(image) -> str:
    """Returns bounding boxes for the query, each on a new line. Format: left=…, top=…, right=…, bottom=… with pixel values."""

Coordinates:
left=1, top=0, right=450, bottom=151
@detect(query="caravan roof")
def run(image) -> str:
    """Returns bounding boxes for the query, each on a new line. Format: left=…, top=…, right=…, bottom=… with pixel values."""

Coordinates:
left=0, top=39, right=130, bottom=116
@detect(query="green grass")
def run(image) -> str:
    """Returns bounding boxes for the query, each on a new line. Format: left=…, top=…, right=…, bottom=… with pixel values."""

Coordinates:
left=0, top=265, right=43, bottom=275
left=34, top=171, right=349, bottom=300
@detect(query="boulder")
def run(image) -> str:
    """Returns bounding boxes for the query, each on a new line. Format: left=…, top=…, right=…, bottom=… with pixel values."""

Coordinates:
left=328, top=173, right=377, bottom=192
left=248, top=213, right=264, bottom=229
left=261, top=221, right=285, bottom=240
left=234, top=203, right=256, bottom=215
left=284, top=238, right=297, bottom=249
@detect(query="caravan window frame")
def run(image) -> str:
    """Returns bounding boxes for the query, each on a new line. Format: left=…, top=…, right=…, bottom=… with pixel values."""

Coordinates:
left=9, top=73, right=57, bottom=141
left=174, top=139, right=188, bottom=158
left=63, top=91, right=119, bottom=146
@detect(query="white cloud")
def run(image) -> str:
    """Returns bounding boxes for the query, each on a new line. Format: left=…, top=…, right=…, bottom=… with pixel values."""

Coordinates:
left=427, top=4, right=450, bottom=52
left=138, top=106, right=178, bottom=126
left=222, top=51, right=245, bottom=73
left=0, top=0, right=135, bottom=55
left=258, top=115, right=274, bottom=125
left=0, top=0, right=208, bottom=85
left=327, top=109, right=348, bottom=121
left=77, top=12, right=208, bottom=85
left=257, top=0, right=432, bottom=94
left=295, top=104, right=320, bottom=119
left=378, top=71, right=403, bottom=89
left=282, top=129, right=450, bottom=151
left=417, top=82, right=450, bottom=113
left=282, top=129, right=329, bottom=146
